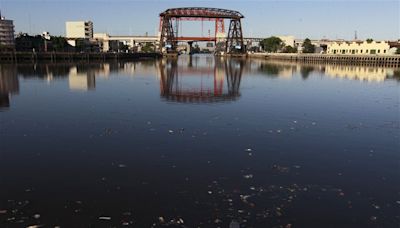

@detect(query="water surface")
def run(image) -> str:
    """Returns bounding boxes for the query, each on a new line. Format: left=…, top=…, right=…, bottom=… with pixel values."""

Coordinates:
left=0, top=55, right=399, bottom=227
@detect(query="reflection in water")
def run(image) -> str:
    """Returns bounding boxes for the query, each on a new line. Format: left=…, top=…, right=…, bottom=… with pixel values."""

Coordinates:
left=254, top=59, right=399, bottom=82
left=68, top=66, right=96, bottom=91
left=324, top=65, right=397, bottom=82
left=159, top=56, right=243, bottom=103
left=0, top=55, right=399, bottom=227
left=300, top=66, right=315, bottom=79
left=0, top=58, right=399, bottom=110
left=0, top=65, right=18, bottom=110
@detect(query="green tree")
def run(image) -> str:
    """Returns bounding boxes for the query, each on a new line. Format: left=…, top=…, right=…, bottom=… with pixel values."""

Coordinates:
left=192, top=44, right=200, bottom=54
left=260, top=36, right=283, bottom=53
left=395, top=48, right=400, bottom=54
left=141, top=43, right=154, bottom=52
left=366, top=38, right=373, bottom=43
left=282, top=45, right=297, bottom=53
left=50, top=36, right=69, bottom=52
left=302, top=38, right=315, bottom=53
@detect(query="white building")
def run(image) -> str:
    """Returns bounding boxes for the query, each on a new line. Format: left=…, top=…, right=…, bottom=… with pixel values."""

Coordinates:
left=327, top=41, right=397, bottom=55
left=66, top=21, right=93, bottom=39
left=94, top=33, right=158, bottom=52
left=278, top=36, right=295, bottom=47
left=0, top=13, right=15, bottom=49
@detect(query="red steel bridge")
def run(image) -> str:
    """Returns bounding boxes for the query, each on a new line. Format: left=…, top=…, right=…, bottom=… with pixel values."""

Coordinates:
left=159, top=7, right=246, bottom=54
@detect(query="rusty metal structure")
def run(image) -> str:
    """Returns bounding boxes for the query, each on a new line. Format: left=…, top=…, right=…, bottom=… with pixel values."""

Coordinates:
left=159, top=7, right=245, bottom=54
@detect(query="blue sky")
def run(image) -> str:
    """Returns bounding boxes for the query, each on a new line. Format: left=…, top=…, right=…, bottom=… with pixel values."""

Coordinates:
left=0, top=0, right=399, bottom=40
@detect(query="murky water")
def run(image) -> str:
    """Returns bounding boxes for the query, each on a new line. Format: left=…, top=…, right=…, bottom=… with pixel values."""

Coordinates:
left=1, top=55, right=399, bottom=227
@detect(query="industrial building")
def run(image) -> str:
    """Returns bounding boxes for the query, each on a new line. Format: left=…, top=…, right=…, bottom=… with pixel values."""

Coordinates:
left=327, top=41, right=397, bottom=55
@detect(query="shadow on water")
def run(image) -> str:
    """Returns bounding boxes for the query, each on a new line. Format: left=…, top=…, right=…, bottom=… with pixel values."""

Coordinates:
left=158, top=56, right=244, bottom=104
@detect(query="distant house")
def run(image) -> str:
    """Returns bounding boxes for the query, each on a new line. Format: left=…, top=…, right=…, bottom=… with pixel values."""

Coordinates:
left=327, top=41, right=398, bottom=55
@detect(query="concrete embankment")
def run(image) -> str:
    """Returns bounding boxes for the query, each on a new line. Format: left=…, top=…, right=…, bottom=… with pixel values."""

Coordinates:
left=249, top=53, right=400, bottom=67
left=0, top=52, right=162, bottom=63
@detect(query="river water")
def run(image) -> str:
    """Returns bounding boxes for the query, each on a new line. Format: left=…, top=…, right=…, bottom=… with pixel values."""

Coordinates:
left=0, top=55, right=399, bottom=227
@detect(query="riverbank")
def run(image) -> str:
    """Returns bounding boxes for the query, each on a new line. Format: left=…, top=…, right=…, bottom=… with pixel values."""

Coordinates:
left=249, top=53, right=400, bottom=67
left=0, top=52, right=162, bottom=63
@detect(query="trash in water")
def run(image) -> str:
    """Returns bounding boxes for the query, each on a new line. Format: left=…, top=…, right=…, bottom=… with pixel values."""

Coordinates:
left=229, top=220, right=240, bottom=228
left=99, top=216, right=111, bottom=220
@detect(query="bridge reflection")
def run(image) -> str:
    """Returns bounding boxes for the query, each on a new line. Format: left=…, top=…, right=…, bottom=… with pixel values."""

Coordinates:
left=159, top=56, right=244, bottom=103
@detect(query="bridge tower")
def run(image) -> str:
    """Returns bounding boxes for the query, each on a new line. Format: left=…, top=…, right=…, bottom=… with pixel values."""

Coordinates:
left=159, top=17, right=177, bottom=53
left=226, top=19, right=245, bottom=54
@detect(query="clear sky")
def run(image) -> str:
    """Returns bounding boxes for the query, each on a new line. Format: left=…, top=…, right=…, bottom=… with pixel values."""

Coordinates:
left=0, top=0, right=399, bottom=40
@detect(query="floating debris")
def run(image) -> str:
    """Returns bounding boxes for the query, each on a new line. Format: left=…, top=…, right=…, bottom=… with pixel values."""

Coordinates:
left=99, top=216, right=111, bottom=220
left=243, top=174, right=253, bottom=179
left=158, top=216, right=165, bottom=223
left=26, top=225, right=43, bottom=228
left=229, top=220, right=240, bottom=228
left=214, top=218, right=222, bottom=223
left=33, top=214, right=40, bottom=219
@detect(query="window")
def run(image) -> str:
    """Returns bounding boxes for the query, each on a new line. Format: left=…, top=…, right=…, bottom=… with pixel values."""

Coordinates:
left=384, top=50, right=386, bottom=53
left=366, top=50, right=369, bottom=53
left=378, top=50, right=380, bottom=53
left=360, top=50, right=363, bottom=53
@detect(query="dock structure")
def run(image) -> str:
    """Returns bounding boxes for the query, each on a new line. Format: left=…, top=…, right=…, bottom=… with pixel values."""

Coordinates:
left=249, top=53, right=400, bottom=67
left=0, top=52, right=162, bottom=63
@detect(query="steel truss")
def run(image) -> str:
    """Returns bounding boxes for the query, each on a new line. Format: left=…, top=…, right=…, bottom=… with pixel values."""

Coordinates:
left=159, top=7, right=245, bottom=54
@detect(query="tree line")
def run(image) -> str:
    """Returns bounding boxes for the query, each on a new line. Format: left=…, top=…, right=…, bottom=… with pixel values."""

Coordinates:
left=259, top=36, right=315, bottom=53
